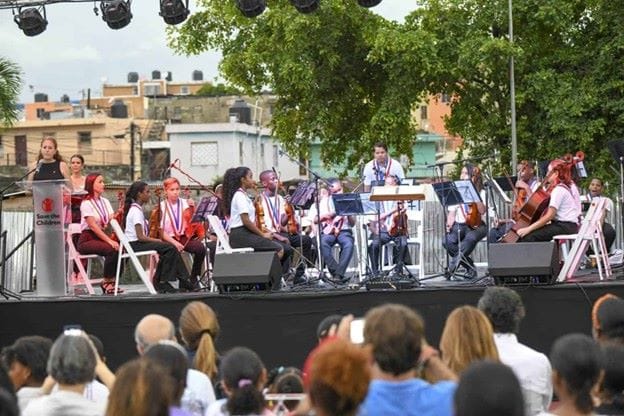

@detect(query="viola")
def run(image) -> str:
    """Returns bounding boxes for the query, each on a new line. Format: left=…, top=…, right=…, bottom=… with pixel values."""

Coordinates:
left=255, top=196, right=269, bottom=233
left=148, top=188, right=162, bottom=238
left=284, top=201, right=299, bottom=235
left=389, top=201, right=409, bottom=237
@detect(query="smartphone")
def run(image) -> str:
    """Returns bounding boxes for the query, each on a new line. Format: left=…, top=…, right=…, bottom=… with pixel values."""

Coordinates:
left=63, top=324, right=82, bottom=336
left=350, top=318, right=365, bottom=344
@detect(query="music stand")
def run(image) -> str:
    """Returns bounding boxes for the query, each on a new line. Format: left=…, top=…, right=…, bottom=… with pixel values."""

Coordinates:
left=290, top=181, right=316, bottom=210
left=192, top=196, right=218, bottom=223
left=489, top=176, right=516, bottom=204
left=332, top=193, right=364, bottom=216
left=427, top=181, right=475, bottom=280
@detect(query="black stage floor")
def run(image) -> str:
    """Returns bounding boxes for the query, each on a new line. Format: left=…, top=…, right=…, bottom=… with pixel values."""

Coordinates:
left=2, top=270, right=624, bottom=372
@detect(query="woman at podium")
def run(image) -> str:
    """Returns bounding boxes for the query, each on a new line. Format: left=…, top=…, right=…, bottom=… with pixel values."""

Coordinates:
left=31, top=137, right=69, bottom=181
left=444, top=164, right=487, bottom=279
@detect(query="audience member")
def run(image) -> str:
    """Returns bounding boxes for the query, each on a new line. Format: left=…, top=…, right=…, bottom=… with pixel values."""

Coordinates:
left=178, top=301, right=220, bottom=381
left=358, top=303, right=457, bottom=416
left=594, top=343, right=624, bottom=415
left=135, top=314, right=215, bottom=416
left=591, top=293, right=624, bottom=345
left=105, top=358, right=174, bottom=416
left=439, top=305, right=499, bottom=374
left=0, top=388, right=19, bottom=416
left=0, top=335, right=52, bottom=411
left=307, top=338, right=370, bottom=416
left=265, top=366, right=304, bottom=412
left=539, top=333, right=602, bottom=416
left=205, top=346, right=272, bottom=416
left=478, top=286, right=553, bottom=415
left=454, top=360, right=525, bottom=416
left=0, top=364, right=17, bottom=411
left=144, top=341, right=193, bottom=416
left=316, top=314, right=343, bottom=342
left=22, top=332, right=105, bottom=416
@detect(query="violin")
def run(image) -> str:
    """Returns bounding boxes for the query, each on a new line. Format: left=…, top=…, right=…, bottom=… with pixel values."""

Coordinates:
left=464, top=166, right=483, bottom=229
left=148, top=188, right=162, bottom=238
left=183, top=187, right=205, bottom=240
left=255, top=196, right=269, bottom=233
left=284, top=200, right=299, bottom=235
left=389, top=201, right=408, bottom=237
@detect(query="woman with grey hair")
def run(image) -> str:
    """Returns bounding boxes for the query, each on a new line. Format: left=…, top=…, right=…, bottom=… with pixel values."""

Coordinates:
left=22, top=333, right=105, bottom=416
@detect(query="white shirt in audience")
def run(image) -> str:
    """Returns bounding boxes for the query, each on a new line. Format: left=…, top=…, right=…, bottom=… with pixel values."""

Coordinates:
left=494, top=333, right=553, bottom=416
left=22, top=390, right=106, bottom=416
left=183, top=369, right=216, bottom=416
left=17, top=386, right=43, bottom=412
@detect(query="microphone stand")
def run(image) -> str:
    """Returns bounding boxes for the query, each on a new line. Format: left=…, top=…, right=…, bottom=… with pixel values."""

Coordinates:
left=278, top=149, right=330, bottom=280
left=0, top=166, right=37, bottom=300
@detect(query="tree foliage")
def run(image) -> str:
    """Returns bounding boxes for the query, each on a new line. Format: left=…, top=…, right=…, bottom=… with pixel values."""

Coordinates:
left=0, top=57, right=22, bottom=128
left=195, top=82, right=242, bottom=97
left=169, top=0, right=624, bottom=189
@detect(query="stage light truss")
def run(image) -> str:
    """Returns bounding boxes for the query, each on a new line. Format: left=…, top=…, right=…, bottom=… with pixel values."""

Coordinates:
left=0, top=0, right=94, bottom=11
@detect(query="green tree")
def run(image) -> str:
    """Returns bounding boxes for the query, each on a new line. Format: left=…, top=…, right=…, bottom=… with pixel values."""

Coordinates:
left=195, top=82, right=243, bottom=97
left=168, top=0, right=431, bottom=173
left=0, top=57, right=22, bottom=127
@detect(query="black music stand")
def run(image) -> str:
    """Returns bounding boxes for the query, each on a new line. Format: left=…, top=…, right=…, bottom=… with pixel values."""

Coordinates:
left=290, top=181, right=316, bottom=210
left=608, top=140, right=624, bottom=246
left=426, top=181, right=475, bottom=280
left=332, top=193, right=364, bottom=216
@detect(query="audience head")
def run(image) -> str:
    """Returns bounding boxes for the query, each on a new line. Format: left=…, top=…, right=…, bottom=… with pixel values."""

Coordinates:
left=144, top=340, right=189, bottom=405
left=316, top=314, right=343, bottom=342
left=220, top=346, right=267, bottom=415
left=265, top=366, right=304, bottom=411
left=550, top=333, right=602, bottom=414
left=364, top=303, right=424, bottom=376
left=478, top=286, right=525, bottom=334
left=440, top=305, right=499, bottom=374
left=597, top=343, right=624, bottom=408
left=592, top=294, right=624, bottom=344
left=454, top=360, right=524, bottom=416
left=308, top=339, right=370, bottom=416
left=0, top=335, right=52, bottom=389
left=0, top=364, right=16, bottom=405
left=48, top=333, right=96, bottom=386
left=0, top=388, right=18, bottom=416
left=105, top=358, right=174, bottom=416
left=134, top=314, right=176, bottom=355
left=88, top=334, right=106, bottom=362
left=178, top=301, right=220, bottom=379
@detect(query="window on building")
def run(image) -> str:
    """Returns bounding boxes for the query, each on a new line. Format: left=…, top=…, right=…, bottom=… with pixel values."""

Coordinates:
left=78, top=131, right=92, bottom=155
left=441, top=94, right=450, bottom=103
left=144, top=84, right=161, bottom=97
left=36, top=108, right=46, bottom=119
left=15, top=135, right=27, bottom=166
left=191, top=142, right=218, bottom=166
left=132, top=86, right=138, bottom=95
left=180, top=86, right=190, bottom=95
left=420, top=105, right=428, bottom=120
left=172, top=106, right=182, bottom=123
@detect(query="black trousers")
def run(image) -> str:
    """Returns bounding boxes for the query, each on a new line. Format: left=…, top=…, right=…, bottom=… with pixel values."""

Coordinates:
left=129, top=240, right=189, bottom=283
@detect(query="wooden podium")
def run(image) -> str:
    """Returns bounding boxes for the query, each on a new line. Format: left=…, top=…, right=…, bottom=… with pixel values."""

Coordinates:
left=369, top=185, right=426, bottom=202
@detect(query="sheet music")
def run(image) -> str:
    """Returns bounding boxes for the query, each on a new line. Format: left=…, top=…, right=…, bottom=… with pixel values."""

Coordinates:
left=454, top=180, right=481, bottom=204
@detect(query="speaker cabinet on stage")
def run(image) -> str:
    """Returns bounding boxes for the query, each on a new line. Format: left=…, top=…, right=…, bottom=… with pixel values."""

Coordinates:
left=212, top=252, right=281, bottom=291
left=488, top=242, right=560, bottom=285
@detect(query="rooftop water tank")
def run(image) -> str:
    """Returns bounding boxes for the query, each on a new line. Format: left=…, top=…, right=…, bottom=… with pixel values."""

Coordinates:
left=192, top=70, right=203, bottom=81
left=152, top=70, right=161, bottom=80
left=34, top=93, right=48, bottom=102
left=127, top=72, right=139, bottom=83
left=228, top=99, right=252, bottom=125
left=110, top=99, right=128, bottom=118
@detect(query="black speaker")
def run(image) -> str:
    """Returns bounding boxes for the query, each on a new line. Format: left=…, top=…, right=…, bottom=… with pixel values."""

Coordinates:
left=212, top=252, right=281, bottom=291
left=488, top=242, right=560, bottom=285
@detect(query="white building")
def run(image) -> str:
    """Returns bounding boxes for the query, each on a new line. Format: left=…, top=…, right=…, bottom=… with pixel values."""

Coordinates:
left=166, top=122, right=304, bottom=185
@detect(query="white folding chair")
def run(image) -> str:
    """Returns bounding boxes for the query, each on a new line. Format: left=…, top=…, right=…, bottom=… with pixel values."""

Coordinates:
left=66, top=224, right=103, bottom=295
left=207, top=215, right=254, bottom=254
left=406, top=207, right=426, bottom=281
left=109, top=219, right=159, bottom=295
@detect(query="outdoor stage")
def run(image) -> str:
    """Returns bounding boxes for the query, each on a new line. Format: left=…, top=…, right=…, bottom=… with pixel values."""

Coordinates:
left=2, top=267, right=624, bottom=372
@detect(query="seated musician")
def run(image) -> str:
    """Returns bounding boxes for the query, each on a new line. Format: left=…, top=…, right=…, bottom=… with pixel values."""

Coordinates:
left=368, top=174, right=408, bottom=276
left=516, top=159, right=581, bottom=242
left=221, top=166, right=286, bottom=271
left=444, top=164, right=487, bottom=279
left=309, top=178, right=356, bottom=284
left=584, top=177, right=616, bottom=253
left=258, top=170, right=313, bottom=285
left=488, top=160, right=540, bottom=243
left=159, top=178, right=207, bottom=287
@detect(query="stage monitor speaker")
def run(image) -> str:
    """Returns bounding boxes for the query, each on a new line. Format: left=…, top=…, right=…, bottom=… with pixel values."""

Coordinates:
left=212, top=252, right=281, bottom=291
left=488, top=241, right=560, bottom=285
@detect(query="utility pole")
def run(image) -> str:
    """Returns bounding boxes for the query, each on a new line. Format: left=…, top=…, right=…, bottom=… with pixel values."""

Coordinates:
left=130, top=121, right=135, bottom=181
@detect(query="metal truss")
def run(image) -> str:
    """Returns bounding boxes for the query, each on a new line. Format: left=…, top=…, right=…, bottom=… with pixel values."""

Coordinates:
left=0, top=0, right=96, bottom=11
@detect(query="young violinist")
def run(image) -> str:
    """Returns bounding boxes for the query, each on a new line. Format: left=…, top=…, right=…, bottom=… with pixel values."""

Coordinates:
left=488, top=160, right=539, bottom=243
left=258, top=170, right=313, bottom=285
left=122, top=181, right=196, bottom=293
left=585, top=178, right=616, bottom=252
left=222, top=167, right=285, bottom=264
left=159, top=178, right=207, bottom=286
left=516, top=158, right=581, bottom=242
left=368, top=174, right=409, bottom=275
left=308, top=178, right=356, bottom=284
left=444, top=163, right=488, bottom=279
left=77, top=173, right=122, bottom=295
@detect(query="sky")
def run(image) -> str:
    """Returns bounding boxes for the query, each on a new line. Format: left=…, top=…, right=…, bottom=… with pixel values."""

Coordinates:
left=0, top=1, right=416, bottom=104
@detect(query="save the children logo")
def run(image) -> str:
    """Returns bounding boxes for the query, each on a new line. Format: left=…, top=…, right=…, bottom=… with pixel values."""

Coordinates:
left=42, top=198, right=54, bottom=213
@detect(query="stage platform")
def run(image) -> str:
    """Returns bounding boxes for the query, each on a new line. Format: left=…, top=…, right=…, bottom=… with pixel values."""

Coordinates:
left=1, top=268, right=624, bottom=372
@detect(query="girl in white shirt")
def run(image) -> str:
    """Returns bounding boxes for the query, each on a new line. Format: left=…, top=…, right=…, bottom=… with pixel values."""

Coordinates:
left=122, top=181, right=195, bottom=293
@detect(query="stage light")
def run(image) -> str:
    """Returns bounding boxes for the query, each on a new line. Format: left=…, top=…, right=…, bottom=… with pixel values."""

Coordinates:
left=13, top=6, right=48, bottom=37
left=291, top=0, right=320, bottom=14
left=236, top=0, right=266, bottom=18
left=100, top=0, right=133, bottom=30
left=357, top=0, right=382, bottom=7
left=159, top=0, right=189, bottom=25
